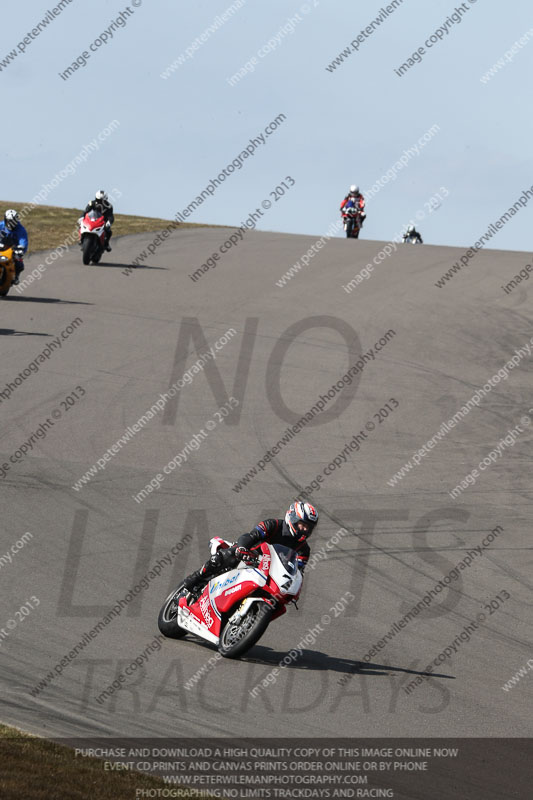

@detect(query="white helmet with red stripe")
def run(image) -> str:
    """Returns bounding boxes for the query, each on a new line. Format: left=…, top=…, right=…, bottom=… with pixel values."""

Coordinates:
left=285, top=501, right=319, bottom=541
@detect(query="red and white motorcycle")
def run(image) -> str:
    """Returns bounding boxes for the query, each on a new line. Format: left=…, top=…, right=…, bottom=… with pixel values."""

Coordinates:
left=158, top=538, right=302, bottom=658
left=78, top=209, right=106, bottom=265
left=342, top=206, right=362, bottom=239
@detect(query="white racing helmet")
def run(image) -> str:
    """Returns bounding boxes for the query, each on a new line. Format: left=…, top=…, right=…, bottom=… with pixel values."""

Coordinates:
left=4, top=209, right=20, bottom=230
left=285, top=501, right=319, bottom=542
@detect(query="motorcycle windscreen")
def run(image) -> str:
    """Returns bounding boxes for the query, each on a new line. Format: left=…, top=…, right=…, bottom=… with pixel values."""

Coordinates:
left=270, top=544, right=298, bottom=574
left=87, top=210, right=105, bottom=224
left=269, top=544, right=302, bottom=596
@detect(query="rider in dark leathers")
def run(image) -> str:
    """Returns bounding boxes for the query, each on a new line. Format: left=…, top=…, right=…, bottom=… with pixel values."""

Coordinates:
left=182, top=501, right=319, bottom=601
left=84, top=190, right=114, bottom=251
left=402, top=225, right=423, bottom=243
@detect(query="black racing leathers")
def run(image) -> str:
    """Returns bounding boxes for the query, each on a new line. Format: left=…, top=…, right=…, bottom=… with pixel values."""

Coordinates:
left=239, top=518, right=310, bottom=568
left=182, top=518, right=310, bottom=593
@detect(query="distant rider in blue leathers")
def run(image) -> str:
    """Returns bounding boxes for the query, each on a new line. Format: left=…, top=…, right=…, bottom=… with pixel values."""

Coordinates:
left=0, top=209, right=28, bottom=285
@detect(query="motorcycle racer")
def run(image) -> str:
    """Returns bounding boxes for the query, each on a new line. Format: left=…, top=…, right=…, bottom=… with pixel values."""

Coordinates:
left=402, top=224, right=423, bottom=243
left=340, top=185, right=366, bottom=227
left=182, top=501, right=319, bottom=602
left=0, top=210, right=28, bottom=285
left=84, top=190, right=114, bottom=251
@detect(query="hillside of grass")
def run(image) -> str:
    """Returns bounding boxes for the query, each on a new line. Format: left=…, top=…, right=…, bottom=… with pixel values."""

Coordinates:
left=0, top=723, right=204, bottom=800
left=0, top=201, right=210, bottom=255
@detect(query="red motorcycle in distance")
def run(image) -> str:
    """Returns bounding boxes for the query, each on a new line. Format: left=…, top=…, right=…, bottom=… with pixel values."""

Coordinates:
left=78, top=209, right=106, bottom=264
left=158, top=538, right=303, bottom=658
left=342, top=206, right=362, bottom=239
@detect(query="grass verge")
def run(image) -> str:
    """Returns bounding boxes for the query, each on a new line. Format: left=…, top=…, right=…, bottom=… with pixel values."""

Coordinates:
left=0, top=201, right=210, bottom=255
left=0, top=724, right=165, bottom=800
left=0, top=723, right=202, bottom=800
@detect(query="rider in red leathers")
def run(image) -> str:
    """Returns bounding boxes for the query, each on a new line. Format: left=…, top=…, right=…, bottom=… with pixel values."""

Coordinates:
left=340, top=185, right=366, bottom=227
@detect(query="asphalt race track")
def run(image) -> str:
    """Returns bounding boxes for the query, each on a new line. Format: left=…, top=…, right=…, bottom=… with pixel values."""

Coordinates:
left=1, top=227, right=532, bottom=741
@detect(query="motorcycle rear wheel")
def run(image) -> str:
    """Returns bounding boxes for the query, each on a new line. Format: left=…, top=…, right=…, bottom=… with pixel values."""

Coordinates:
left=218, top=602, right=273, bottom=659
left=158, top=586, right=187, bottom=639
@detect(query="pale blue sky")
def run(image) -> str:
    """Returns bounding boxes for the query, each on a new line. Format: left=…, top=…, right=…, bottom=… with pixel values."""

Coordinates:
left=3, top=0, right=532, bottom=250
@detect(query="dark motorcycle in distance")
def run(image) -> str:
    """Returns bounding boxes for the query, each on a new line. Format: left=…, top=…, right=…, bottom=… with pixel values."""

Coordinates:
left=402, top=234, right=423, bottom=244
left=342, top=207, right=362, bottom=239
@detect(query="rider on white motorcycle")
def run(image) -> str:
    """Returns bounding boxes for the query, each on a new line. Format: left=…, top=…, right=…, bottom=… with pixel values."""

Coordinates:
left=182, top=501, right=319, bottom=602
left=84, top=190, right=114, bottom=251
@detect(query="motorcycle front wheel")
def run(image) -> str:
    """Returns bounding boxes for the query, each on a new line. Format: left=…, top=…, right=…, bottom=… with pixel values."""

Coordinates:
left=0, top=265, right=11, bottom=296
left=82, top=237, right=93, bottom=265
left=158, top=586, right=187, bottom=639
left=218, top=602, right=273, bottom=659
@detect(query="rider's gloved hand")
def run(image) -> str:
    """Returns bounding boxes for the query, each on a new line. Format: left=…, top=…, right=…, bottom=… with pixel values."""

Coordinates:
left=235, top=546, right=258, bottom=564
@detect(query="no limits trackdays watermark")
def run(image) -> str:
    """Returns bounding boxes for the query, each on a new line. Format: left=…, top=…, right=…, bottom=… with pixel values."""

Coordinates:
left=297, top=398, right=400, bottom=498
left=1, top=386, right=86, bottom=481
left=249, top=591, right=355, bottom=698
left=349, top=524, right=504, bottom=672
left=29, top=532, right=192, bottom=697
left=404, top=590, right=510, bottom=696
left=0, top=597, right=40, bottom=647
left=132, top=398, right=239, bottom=503
left=449, top=409, right=533, bottom=499
left=71, top=328, right=237, bottom=491
left=387, top=337, right=533, bottom=487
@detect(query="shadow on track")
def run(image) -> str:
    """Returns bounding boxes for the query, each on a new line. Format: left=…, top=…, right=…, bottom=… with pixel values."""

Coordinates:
left=4, top=297, right=93, bottom=305
left=0, top=328, right=50, bottom=336
left=177, top=636, right=454, bottom=683
left=242, top=645, right=454, bottom=683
